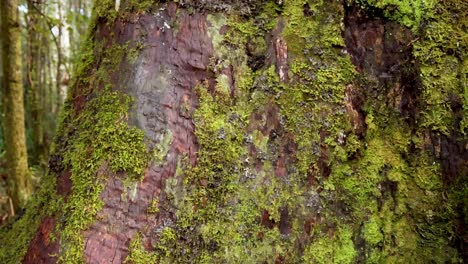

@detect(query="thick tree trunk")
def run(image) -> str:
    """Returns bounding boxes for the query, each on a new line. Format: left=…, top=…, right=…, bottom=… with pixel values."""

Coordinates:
left=1, top=1, right=466, bottom=263
left=1, top=0, right=32, bottom=211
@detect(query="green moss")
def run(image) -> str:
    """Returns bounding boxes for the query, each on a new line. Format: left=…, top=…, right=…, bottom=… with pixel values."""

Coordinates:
left=283, top=0, right=346, bottom=56
left=325, top=104, right=461, bottom=261
left=147, top=197, right=160, bottom=214
left=156, top=227, right=176, bottom=257
left=73, top=35, right=96, bottom=84
left=151, top=11, right=274, bottom=261
left=92, top=0, right=155, bottom=23
left=92, top=0, right=118, bottom=22
left=122, top=0, right=154, bottom=12
left=461, top=57, right=468, bottom=135
left=356, top=0, right=437, bottom=30
left=214, top=74, right=231, bottom=96
left=55, top=31, right=148, bottom=262
left=363, top=215, right=383, bottom=246
left=255, top=1, right=281, bottom=31
left=58, top=89, right=148, bottom=263
left=281, top=1, right=465, bottom=262
left=125, top=233, right=158, bottom=264
left=251, top=129, right=269, bottom=153
left=207, top=14, right=227, bottom=53
left=356, top=0, right=466, bottom=137
left=278, top=0, right=356, bottom=183
left=412, top=1, right=467, bottom=135
left=152, top=1, right=361, bottom=263
left=127, top=41, right=144, bottom=64
left=0, top=175, right=61, bottom=263
left=115, top=0, right=464, bottom=263
left=303, top=227, right=357, bottom=264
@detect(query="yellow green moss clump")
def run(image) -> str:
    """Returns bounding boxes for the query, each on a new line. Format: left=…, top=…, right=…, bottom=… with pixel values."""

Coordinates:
left=413, top=1, right=467, bottom=135
left=153, top=0, right=465, bottom=263
left=154, top=1, right=362, bottom=263
left=55, top=20, right=148, bottom=262
left=0, top=175, right=61, bottom=263
left=303, top=227, right=357, bottom=264
left=3, top=1, right=465, bottom=263
left=58, top=88, right=148, bottom=263
left=125, top=233, right=158, bottom=264
left=356, top=0, right=437, bottom=30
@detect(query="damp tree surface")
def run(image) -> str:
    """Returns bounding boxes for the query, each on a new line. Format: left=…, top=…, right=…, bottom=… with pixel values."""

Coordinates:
left=0, top=0, right=466, bottom=263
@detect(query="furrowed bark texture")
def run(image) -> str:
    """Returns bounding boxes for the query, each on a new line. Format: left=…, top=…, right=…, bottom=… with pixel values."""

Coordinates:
left=1, top=0, right=32, bottom=211
left=1, top=0, right=466, bottom=263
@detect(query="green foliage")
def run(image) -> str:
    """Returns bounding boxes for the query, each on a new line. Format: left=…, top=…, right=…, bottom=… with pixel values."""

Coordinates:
left=163, top=1, right=456, bottom=262
left=154, top=8, right=288, bottom=262
left=118, top=1, right=465, bottom=262
left=325, top=106, right=461, bottom=261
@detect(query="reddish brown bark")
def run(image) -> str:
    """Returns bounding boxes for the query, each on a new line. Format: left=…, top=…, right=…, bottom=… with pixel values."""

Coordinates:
left=24, top=217, right=59, bottom=263
left=24, top=3, right=217, bottom=263
left=17, top=1, right=466, bottom=263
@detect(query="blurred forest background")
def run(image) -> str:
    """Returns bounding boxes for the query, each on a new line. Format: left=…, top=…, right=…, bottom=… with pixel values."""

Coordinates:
left=0, top=0, right=92, bottom=223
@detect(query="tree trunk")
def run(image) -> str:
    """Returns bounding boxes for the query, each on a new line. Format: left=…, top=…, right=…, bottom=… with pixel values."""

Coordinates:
left=26, top=0, right=46, bottom=165
left=1, top=0, right=32, bottom=212
left=55, top=0, right=63, bottom=115
left=1, top=1, right=466, bottom=263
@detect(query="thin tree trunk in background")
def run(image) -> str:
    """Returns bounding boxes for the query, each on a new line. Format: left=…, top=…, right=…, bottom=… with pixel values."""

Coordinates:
left=67, top=0, right=90, bottom=67
left=55, top=0, right=63, bottom=114
left=26, top=0, right=45, bottom=165
left=0, top=0, right=32, bottom=211
left=68, top=0, right=81, bottom=66
left=43, top=31, right=53, bottom=155
left=67, top=0, right=74, bottom=61
left=38, top=19, right=46, bottom=165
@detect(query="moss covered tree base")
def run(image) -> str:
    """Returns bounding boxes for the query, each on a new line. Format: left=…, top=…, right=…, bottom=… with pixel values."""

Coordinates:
left=0, top=0, right=466, bottom=263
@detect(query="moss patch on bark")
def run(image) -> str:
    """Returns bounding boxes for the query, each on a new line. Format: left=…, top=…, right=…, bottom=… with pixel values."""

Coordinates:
left=152, top=0, right=465, bottom=263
